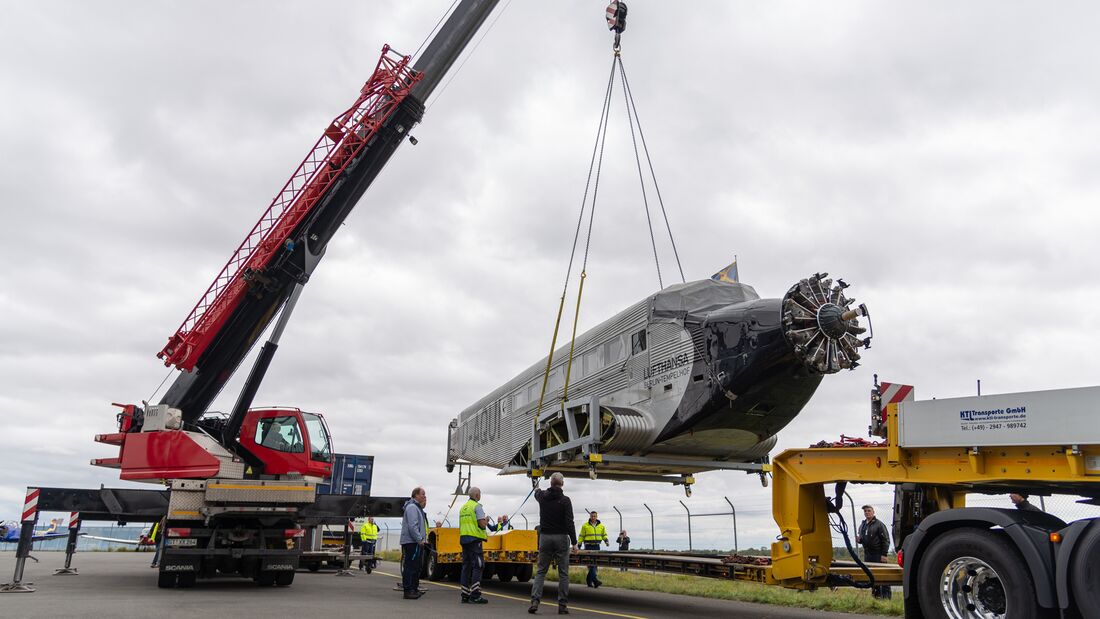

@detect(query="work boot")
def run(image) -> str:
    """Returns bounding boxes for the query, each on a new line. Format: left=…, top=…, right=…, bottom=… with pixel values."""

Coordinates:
left=594, top=579, right=603, bottom=588
left=558, top=604, right=569, bottom=614
left=403, top=591, right=422, bottom=600
left=461, top=594, right=469, bottom=603
left=469, top=596, right=488, bottom=604
left=528, top=600, right=539, bottom=614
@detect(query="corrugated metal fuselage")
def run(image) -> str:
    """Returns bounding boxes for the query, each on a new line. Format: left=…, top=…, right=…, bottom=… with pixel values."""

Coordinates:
left=447, top=279, right=827, bottom=478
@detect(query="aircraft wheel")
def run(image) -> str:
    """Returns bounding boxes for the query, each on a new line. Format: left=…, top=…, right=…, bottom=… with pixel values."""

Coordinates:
left=916, top=528, right=1044, bottom=619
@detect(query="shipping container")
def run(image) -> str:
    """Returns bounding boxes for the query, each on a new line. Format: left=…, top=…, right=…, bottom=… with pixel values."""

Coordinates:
left=317, top=453, right=374, bottom=495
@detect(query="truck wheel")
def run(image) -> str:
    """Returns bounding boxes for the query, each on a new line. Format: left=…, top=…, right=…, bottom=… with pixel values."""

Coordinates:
left=275, top=571, right=295, bottom=587
left=157, top=569, right=177, bottom=589
left=916, top=527, right=1042, bottom=619
left=256, top=571, right=276, bottom=587
left=517, top=563, right=533, bottom=583
left=427, top=545, right=445, bottom=582
left=306, top=563, right=321, bottom=573
left=496, top=564, right=515, bottom=582
left=177, top=573, right=197, bottom=588
left=1070, top=521, right=1100, bottom=610
left=447, top=565, right=462, bottom=582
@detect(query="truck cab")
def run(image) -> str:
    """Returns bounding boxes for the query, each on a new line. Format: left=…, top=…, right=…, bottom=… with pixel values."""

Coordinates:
left=238, top=407, right=333, bottom=478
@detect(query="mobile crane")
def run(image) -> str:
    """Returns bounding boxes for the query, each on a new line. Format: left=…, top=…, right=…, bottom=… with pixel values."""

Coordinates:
left=1, top=0, right=502, bottom=592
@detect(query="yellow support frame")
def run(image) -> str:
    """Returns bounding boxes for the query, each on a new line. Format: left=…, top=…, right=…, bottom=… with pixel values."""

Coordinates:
left=766, top=404, right=1100, bottom=588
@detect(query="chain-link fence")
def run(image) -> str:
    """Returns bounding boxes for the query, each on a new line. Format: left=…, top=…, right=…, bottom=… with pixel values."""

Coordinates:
left=362, top=489, right=1100, bottom=558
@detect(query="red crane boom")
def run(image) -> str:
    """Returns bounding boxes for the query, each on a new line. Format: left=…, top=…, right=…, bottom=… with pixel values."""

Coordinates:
left=158, top=45, right=422, bottom=372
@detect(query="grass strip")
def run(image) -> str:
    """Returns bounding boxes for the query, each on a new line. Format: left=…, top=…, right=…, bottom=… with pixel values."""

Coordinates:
left=547, top=567, right=903, bottom=616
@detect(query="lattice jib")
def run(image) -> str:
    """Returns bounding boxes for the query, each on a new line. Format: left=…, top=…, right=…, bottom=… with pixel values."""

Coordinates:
left=158, top=45, right=422, bottom=371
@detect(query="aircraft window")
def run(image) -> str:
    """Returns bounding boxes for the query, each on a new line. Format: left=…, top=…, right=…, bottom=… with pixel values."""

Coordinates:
left=603, top=337, right=624, bottom=364
left=514, top=387, right=530, bottom=409
left=255, top=415, right=304, bottom=453
left=582, top=350, right=599, bottom=376
left=631, top=329, right=647, bottom=355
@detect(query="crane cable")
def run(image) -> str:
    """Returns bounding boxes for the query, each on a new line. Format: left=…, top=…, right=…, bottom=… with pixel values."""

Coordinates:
left=528, top=56, right=618, bottom=468
left=618, top=55, right=686, bottom=285
left=529, top=1, right=686, bottom=472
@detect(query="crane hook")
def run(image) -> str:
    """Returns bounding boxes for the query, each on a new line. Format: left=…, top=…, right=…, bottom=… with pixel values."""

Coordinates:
left=606, top=1, right=628, bottom=52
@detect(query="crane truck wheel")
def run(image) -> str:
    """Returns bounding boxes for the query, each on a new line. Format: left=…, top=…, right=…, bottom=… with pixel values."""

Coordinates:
left=157, top=569, right=177, bottom=589
left=177, top=573, right=197, bottom=588
left=916, top=527, right=1044, bottom=619
left=275, top=571, right=294, bottom=587
left=1069, top=520, right=1100, bottom=611
left=256, top=571, right=276, bottom=587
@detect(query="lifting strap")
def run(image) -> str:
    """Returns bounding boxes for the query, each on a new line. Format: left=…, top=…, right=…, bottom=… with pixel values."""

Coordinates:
left=530, top=2, right=685, bottom=465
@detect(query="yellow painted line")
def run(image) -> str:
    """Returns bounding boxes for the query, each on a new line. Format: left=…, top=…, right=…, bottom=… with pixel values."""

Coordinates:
left=208, top=484, right=313, bottom=491
left=374, top=569, right=647, bottom=619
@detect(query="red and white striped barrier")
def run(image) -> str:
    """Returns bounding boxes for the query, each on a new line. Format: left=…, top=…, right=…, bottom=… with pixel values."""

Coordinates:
left=21, top=488, right=40, bottom=523
left=879, top=382, right=914, bottom=407
left=68, top=512, right=80, bottom=530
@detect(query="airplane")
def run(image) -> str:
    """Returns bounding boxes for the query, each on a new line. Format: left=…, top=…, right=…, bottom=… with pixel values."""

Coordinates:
left=0, top=519, right=150, bottom=547
left=1, top=518, right=72, bottom=544
left=446, top=264, right=871, bottom=489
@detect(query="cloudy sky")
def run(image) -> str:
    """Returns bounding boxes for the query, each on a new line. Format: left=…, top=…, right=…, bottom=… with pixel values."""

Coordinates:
left=3, top=1, right=1099, bottom=549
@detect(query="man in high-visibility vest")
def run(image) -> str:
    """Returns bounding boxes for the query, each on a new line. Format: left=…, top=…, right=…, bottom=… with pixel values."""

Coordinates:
left=358, top=516, right=379, bottom=571
left=579, top=511, right=609, bottom=588
left=459, top=487, right=490, bottom=605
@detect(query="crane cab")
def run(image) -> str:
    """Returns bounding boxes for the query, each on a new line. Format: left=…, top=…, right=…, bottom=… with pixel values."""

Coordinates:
left=238, top=408, right=333, bottom=479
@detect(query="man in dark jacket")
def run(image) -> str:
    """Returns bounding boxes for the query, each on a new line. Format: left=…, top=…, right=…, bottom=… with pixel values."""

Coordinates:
left=529, top=473, right=577, bottom=615
left=1010, top=493, right=1043, bottom=512
left=856, top=505, right=892, bottom=599
left=616, top=530, right=630, bottom=572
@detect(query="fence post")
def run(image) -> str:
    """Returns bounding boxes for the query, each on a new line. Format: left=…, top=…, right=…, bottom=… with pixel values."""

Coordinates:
left=613, top=506, right=622, bottom=537
left=383, top=523, right=390, bottom=553
left=643, top=503, right=654, bottom=551
left=679, top=500, right=692, bottom=551
left=724, top=496, right=738, bottom=553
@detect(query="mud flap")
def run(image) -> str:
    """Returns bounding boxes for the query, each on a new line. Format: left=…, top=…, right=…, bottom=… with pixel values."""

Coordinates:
left=261, top=557, right=299, bottom=572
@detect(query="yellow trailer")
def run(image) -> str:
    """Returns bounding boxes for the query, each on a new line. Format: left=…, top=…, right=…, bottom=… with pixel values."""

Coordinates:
left=426, top=526, right=538, bottom=583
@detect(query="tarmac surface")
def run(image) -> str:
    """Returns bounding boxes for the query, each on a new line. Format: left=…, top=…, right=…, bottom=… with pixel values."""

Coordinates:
left=0, top=551, right=882, bottom=618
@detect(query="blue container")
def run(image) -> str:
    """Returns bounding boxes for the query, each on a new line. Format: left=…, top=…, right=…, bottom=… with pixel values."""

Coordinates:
left=319, top=453, right=374, bottom=496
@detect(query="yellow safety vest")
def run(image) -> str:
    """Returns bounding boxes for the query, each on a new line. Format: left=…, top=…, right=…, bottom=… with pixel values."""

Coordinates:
left=580, top=521, right=607, bottom=544
left=359, top=521, right=378, bottom=542
left=459, top=499, right=487, bottom=541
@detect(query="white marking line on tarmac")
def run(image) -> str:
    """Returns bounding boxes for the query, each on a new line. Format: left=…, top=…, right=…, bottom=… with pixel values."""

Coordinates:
left=374, top=570, right=648, bottom=619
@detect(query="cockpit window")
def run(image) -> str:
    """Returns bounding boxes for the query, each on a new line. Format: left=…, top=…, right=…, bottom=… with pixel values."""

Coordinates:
left=302, top=413, right=332, bottom=462
left=256, top=416, right=304, bottom=453
left=631, top=329, right=647, bottom=355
